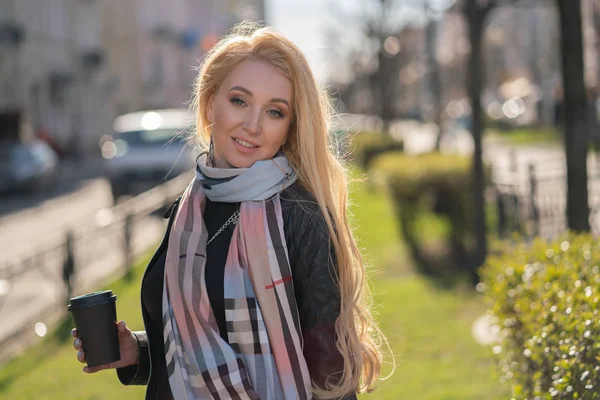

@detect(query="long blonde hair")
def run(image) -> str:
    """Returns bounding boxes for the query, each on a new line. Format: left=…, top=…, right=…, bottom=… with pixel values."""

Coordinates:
left=191, top=21, right=386, bottom=398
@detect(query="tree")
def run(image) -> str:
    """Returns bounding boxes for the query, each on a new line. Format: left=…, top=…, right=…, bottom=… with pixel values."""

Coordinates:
left=461, top=0, right=591, bottom=276
left=326, top=0, right=421, bottom=132
left=423, top=1, right=445, bottom=149
left=556, top=0, right=591, bottom=232
left=462, top=0, right=496, bottom=278
left=461, top=0, right=520, bottom=280
left=594, top=2, right=600, bottom=88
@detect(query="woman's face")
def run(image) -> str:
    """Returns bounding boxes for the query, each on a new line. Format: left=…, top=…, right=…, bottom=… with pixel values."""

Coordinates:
left=207, top=59, right=293, bottom=168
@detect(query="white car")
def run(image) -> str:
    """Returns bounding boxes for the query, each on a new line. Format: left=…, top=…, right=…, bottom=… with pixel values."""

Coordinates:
left=101, top=109, right=196, bottom=201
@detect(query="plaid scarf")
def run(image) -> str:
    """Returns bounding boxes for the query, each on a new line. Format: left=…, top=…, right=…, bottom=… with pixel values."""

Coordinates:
left=162, top=154, right=313, bottom=399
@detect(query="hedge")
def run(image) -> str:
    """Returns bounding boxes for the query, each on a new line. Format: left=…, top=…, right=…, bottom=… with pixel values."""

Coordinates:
left=370, top=152, right=479, bottom=278
left=370, top=152, right=473, bottom=201
left=481, top=233, right=600, bottom=399
left=350, top=131, right=404, bottom=169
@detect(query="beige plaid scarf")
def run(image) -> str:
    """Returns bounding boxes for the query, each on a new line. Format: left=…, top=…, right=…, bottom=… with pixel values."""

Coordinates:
left=162, top=154, right=313, bottom=399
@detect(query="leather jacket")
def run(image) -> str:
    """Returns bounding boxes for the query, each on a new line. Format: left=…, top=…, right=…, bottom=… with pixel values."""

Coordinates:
left=116, top=183, right=358, bottom=400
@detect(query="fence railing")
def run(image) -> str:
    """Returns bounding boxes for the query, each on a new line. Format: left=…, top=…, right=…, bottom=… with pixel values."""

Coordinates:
left=494, top=159, right=600, bottom=239
left=0, top=170, right=193, bottom=363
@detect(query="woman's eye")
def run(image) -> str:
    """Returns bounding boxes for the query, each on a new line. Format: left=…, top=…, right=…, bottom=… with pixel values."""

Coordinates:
left=268, top=109, right=284, bottom=118
left=231, top=97, right=246, bottom=106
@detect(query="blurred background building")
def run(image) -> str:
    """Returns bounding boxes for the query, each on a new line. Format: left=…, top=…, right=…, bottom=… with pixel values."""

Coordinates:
left=0, top=0, right=265, bottom=156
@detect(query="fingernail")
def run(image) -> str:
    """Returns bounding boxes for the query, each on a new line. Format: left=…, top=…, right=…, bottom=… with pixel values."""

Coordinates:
left=122, top=320, right=126, bottom=327
left=83, top=367, right=88, bottom=373
left=78, top=350, right=83, bottom=358
left=75, top=339, right=81, bottom=347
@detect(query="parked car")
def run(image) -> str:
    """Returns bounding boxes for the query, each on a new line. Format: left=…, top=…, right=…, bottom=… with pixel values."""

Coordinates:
left=101, top=109, right=196, bottom=201
left=0, top=139, right=60, bottom=194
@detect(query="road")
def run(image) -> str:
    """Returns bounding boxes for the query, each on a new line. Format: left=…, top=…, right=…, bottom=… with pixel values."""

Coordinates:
left=0, top=179, right=114, bottom=260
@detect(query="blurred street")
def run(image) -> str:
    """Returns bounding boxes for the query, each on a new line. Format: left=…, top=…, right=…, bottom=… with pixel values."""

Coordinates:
left=0, top=161, right=171, bottom=363
left=0, top=0, right=599, bottom=398
left=0, top=156, right=108, bottom=217
left=0, top=158, right=111, bottom=259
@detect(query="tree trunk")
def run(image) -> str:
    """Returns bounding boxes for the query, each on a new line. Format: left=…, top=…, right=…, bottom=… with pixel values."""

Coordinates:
left=557, top=0, right=590, bottom=232
left=465, top=0, right=488, bottom=275
left=594, top=2, right=600, bottom=91
left=527, top=10, right=545, bottom=126
left=379, top=49, right=394, bottom=135
left=425, top=17, right=444, bottom=150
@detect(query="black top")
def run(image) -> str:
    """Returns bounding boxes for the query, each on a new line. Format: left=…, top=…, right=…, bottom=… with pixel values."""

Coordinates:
left=142, top=198, right=237, bottom=345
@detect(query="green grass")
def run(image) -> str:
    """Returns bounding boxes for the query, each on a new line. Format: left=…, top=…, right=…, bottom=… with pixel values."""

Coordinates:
left=0, top=168, right=511, bottom=399
left=350, top=170, right=510, bottom=399
left=488, top=127, right=561, bottom=146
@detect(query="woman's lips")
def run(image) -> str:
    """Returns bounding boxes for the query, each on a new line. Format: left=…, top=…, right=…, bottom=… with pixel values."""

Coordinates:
left=232, top=137, right=260, bottom=154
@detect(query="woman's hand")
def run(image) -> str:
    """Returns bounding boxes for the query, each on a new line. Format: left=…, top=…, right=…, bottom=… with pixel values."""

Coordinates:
left=72, top=320, right=139, bottom=373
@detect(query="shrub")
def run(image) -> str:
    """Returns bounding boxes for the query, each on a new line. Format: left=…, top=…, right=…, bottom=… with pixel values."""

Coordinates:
left=480, top=233, right=600, bottom=399
left=370, top=152, right=479, bottom=279
left=350, top=131, right=404, bottom=169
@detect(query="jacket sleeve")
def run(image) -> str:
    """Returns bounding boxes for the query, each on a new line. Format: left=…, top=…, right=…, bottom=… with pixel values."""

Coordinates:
left=290, top=209, right=358, bottom=400
left=116, top=331, right=151, bottom=385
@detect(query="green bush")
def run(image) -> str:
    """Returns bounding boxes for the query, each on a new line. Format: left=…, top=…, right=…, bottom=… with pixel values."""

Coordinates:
left=481, top=233, right=600, bottom=399
left=350, top=131, right=404, bottom=169
left=370, top=152, right=479, bottom=279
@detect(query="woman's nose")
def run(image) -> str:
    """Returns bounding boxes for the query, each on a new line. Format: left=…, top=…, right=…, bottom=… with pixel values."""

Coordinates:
left=243, top=110, right=262, bottom=135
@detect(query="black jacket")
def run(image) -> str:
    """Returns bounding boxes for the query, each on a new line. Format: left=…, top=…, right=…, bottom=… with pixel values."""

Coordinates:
left=116, top=183, right=358, bottom=400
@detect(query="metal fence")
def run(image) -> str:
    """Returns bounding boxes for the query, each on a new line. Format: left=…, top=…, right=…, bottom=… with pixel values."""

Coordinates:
left=0, top=171, right=192, bottom=363
left=494, top=161, right=600, bottom=239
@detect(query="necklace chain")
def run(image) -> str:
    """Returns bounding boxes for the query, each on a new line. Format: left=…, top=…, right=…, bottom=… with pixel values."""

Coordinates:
left=206, top=209, right=241, bottom=246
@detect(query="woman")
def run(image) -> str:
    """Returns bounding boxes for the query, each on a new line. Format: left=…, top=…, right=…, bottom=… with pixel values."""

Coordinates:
left=72, top=22, right=385, bottom=399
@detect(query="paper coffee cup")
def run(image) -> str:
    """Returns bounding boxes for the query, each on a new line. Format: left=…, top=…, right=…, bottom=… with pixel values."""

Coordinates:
left=68, top=290, right=120, bottom=367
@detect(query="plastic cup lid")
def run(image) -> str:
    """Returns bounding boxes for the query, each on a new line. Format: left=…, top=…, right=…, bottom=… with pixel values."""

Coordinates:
left=68, top=290, right=117, bottom=310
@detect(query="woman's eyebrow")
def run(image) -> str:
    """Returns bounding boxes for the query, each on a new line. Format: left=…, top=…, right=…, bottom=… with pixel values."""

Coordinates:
left=230, top=85, right=290, bottom=107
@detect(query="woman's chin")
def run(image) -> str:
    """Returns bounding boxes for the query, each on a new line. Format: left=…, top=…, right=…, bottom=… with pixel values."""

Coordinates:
left=222, top=149, right=279, bottom=169
left=224, top=154, right=256, bottom=169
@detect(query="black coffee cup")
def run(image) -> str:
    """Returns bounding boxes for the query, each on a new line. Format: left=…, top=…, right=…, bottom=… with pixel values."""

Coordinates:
left=68, top=290, right=120, bottom=368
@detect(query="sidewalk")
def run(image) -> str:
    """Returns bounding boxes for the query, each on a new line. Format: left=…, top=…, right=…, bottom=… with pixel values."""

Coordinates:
left=0, top=215, right=166, bottom=364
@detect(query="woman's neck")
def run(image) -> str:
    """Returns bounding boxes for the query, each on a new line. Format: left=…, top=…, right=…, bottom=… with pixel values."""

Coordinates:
left=211, top=155, right=235, bottom=169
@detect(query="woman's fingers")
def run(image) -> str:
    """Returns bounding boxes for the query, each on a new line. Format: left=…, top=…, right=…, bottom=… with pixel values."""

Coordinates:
left=83, top=365, right=105, bottom=373
left=117, top=320, right=129, bottom=338
left=76, top=321, right=135, bottom=372
left=77, top=349, right=86, bottom=364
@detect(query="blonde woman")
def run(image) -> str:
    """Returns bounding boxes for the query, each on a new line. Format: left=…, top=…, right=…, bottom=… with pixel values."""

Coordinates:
left=72, top=22, right=385, bottom=399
